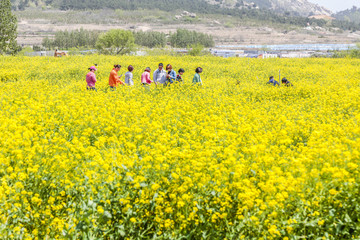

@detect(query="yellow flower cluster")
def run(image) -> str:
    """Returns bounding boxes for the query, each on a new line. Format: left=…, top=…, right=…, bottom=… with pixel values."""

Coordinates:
left=0, top=55, right=359, bottom=239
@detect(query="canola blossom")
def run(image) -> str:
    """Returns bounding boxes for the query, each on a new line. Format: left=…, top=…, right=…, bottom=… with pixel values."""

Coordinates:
left=0, top=56, right=359, bottom=239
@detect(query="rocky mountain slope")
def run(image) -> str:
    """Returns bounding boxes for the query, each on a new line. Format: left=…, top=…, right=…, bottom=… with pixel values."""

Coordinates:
left=206, top=0, right=332, bottom=17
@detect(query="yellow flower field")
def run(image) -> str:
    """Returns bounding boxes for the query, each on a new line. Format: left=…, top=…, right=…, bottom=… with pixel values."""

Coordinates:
left=0, top=55, right=359, bottom=239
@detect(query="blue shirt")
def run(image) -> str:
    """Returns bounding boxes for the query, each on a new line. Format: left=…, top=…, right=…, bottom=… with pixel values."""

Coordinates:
left=267, top=79, right=280, bottom=86
left=167, top=70, right=176, bottom=83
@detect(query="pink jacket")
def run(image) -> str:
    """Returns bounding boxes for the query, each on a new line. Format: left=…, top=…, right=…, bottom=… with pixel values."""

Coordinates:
left=141, top=71, right=152, bottom=84
left=86, top=72, right=97, bottom=87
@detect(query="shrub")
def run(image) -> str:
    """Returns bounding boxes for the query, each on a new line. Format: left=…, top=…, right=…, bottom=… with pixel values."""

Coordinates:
left=170, top=29, right=214, bottom=48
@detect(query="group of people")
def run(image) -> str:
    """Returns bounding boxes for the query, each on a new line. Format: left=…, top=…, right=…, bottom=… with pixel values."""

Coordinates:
left=86, top=64, right=294, bottom=91
left=85, top=63, right=203, bottom=91
left=267, top=76, right=293, bottom=87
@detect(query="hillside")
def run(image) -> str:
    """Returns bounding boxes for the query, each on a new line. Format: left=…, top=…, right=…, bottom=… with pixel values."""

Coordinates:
left=12, top=0, right=355, bottom=31
left=255, top=0, right=331, bottom=16
left=12, top=0, right=360, bottom=47
left=205, top=0, right=332, bottom=17
left=12, top=0, right=330, bottom=17
left=334, top=6, right=360, bottom=24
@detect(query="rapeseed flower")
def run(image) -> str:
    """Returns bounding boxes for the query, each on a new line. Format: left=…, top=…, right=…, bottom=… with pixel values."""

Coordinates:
left=0, top=55, right=359, bottom=239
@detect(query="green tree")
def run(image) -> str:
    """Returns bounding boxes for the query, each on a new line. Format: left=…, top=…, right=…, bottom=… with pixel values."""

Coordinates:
left=133, top=31, right=166, bottom=48
left=170, top=29, right=214, bottom=48
left=0, top=0, right=19, bottom=55
left=42, top=36, right=53, bottom=50
left=96, top=29, right=135, bottom=55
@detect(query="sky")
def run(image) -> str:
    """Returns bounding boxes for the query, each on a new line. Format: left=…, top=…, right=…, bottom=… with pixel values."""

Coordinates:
left=307, top=0, right=360, bottom=12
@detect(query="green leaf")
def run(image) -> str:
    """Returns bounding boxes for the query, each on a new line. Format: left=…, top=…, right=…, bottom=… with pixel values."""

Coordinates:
left=344, top=213, right=352, bottom=223
left=329, top=209, right=336, bottom=217
left=104, top=211, right=112, bottom=219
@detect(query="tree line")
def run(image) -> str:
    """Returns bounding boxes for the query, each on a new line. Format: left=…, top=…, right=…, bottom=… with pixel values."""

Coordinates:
left=42, top=28, right=100, bottom=50
left=42, top=29, right=214, bottom=52
left=334, top=6, right=360, bottom=24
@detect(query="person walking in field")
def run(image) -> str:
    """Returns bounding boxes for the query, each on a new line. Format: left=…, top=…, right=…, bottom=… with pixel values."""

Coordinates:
left=176, top=68, right=185, bottom=83
left=125, top=65, right=134, bottom=86
left=141, top=67, right=154, bottom=88
left=86, top=66, right=97, bottom=91
left=193, top=67, right=203, bottom=86
left=153, top=63, right=167, bottom=85
left=165, top=64, right=176, bottom=86
left=267, top=76, right=280, bottom=86
left=281, top=77, right=293, bottom=87
left=109, top=64, right=124, bottom=90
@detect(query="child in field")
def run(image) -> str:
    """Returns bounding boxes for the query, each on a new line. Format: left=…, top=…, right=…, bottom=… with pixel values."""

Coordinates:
left=193, top=67, right=203, bottom=86
left=176, top=68, right=185, bottom=83
left=86, top=66, right=97, bottom=91
left=165, top=64, right=177, bottom=86
left=141, top=67, right=153, bottom=87
left=109, top=64, right=124, bottom=90
left=125, top=65, right=134, bottom=86
left=267, top=76, right=280, bottom=86
left=281, top=77, right=293, bottom=87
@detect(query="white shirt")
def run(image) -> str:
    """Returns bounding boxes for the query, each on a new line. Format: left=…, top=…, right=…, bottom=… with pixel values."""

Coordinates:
left=125, top=72, right=134, bottom=86
left=153, top=68, right=167, bottom=84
